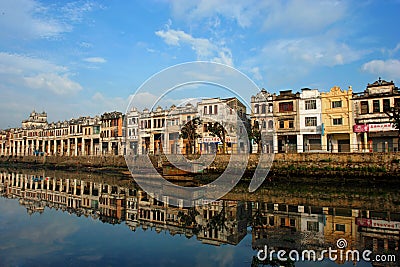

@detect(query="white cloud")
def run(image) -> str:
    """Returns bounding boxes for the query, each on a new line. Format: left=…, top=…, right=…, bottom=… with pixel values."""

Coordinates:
left=0, top=52, right=82, bottom=95
left=155, top=28, right=233, bottom=66
left=83, top=57, right=107, bottom=63
left=24, top=73, right=82, bottom=95
left=362, top=59, right=400, bottom=79
left=0, top=0, right=69, bottom=39
left=0, top=0, right=101, bottom=40
left=261, top=37, right=366, bottom=67
left=168, top=0, right=262, bottom=28
left=262, top=0, right=347, bottom=34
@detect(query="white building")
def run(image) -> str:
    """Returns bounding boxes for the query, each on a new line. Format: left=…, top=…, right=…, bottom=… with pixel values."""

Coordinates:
left=197, top=97, right=248, bottom=154
left=250, top=89, right=274, bottom=153
left=298, top=88, right=323, bottom=152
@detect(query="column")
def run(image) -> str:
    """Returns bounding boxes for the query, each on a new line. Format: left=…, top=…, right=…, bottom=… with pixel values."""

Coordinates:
left=73, top=179, right=77, bottom=195
left=46, top=140, right=50, bottom=155
left=82, top=138, right=85, bottom=156
left=273, top=133, right=278, bottom=153
left=74, top=138, right=78, bottom=156
left=67, top=139, right=70, bottom=156
left=35, top=139, right=39, bottom=151
left=43, top=141, right=47, bottom=155
left=53, top=139, right=57, bottom=155
left=363, top=132, right=368, bottom=152
left=25, top=140, right=29, bottom=155
left=66, top=179, right=70, bottom=193
left=90, top=139, right=94, bottom=156
left=17, top=141, right=21, bottom=156
left=12, top=141, right=16, bottom=155
left=59, top=178, right=63, bottom=192
left=297, top=134, right=303, bottom=153
left=99, top=141, right=103, bottom=155
left=61, top=139, right=64, bottom=156
left=21, top=140, right=25, bottom=156
left=52, top=178, right=56, bottom=191
left=0, top=142, right=3, bottom=156
left=108, top=142, right=112, bottom=155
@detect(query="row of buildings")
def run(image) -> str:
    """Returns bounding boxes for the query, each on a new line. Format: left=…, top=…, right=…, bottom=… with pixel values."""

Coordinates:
left=1, top=171, right=398, bottom=263
left=1, top=78, right=399, bottom=156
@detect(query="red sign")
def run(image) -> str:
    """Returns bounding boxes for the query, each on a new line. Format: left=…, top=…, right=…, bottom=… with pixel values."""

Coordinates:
left=356, top=218, right=400, bottom=230
left=356, top=218, right=372, bottom=227
left=353, top=124, right=369, bottom=133
left=368, top=123, right=396, bottom=132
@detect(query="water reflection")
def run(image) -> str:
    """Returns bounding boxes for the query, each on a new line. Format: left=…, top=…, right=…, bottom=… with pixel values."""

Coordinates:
left=0, top=169, right=399, bottom=266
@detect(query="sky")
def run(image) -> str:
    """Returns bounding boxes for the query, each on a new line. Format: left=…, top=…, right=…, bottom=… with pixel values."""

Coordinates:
left=1, top=0, right=400, bottom=129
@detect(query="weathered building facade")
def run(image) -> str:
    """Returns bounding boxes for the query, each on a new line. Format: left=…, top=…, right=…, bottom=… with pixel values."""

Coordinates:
left=352, top=78, right=400, bottom=152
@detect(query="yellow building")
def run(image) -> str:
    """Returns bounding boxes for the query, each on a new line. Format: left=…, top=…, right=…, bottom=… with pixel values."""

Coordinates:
left=321, top=86, right=356, bottom=152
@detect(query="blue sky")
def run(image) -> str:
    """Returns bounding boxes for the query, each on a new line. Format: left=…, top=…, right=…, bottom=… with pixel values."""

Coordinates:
left=1, top=0, right=400, bottom=129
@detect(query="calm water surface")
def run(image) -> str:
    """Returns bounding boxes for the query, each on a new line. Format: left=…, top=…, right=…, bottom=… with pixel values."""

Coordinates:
left=0, top=168, right=398, bottom=267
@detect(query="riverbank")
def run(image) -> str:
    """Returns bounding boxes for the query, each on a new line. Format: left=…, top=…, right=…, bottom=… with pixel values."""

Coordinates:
left=1, top=152, right=400, bottom=182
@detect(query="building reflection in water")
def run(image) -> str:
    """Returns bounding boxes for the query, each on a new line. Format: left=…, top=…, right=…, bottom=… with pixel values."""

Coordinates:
left=0, top=170, right=399, bottom=266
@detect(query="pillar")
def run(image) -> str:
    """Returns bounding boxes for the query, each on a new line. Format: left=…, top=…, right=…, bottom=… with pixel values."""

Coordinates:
left=273, top=133, right=278, bottom=153
left=59, top=178, right=63, bottom=192
left=90, top=138, right=94, bottom=156
left=53, top=139, right=57, bottom=155
left=0, top=142, right=3, bottom=156
left=17, top=141, right=20, bottom=156
left=61, top=139, right=64, bottom=156
left=12, top=141, right=16, bottom=156
left=66, top=179, right=70, bottom=193
left=73, top=179, right=77, bottom=195
left=67, top=139, right=70, bottom=156
left=82, top=138, right=85, bottom=156
left=21, top=140, right=25, bottom=156
left=108, top=141, right=112, bottom=155
left=297, top=134, right=303, bottom=153
left=74, top=138, right=78, bottom=156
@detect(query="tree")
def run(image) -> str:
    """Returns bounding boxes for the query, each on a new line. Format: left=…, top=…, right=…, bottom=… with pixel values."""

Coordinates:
left=385, top=105, right=400, bottom=148
left=207, top=121, right=228, bottom=154
left=249, top=120, right=262, bottom=154
left=179, top=117, right=202, bottom=154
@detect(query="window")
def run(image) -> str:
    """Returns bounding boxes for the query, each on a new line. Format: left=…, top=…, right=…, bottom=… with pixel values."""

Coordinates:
left=373, top=100, right=380, bottom=113
left=261, top=104, right=266, bottom=114
left=254, top=104, right=259, bottom=114
left=269, top=104, right=273, bottom=113
left=203, top=106, right=207, bottom=115
left=279, top=120, right=284, bottom=129
left=335, top=224, right=345, bottom=232
left=288, top=120, right=294, bottom=128
left=280, top=217, right=286, bottom=227
left=209, top=106, right=212, bottom=114
left=395, top=98, right=400, bottom=107
left=305, top=117, right=317, bottom=127
left=305, top=100, right=317, bottom=110
left=262, top=120, right=266, bottom=129
left=361, top=101, right=369, bottom=114
left=333, top=118, right=343, bottom=125
left=214, top=105, right=218, bottom=114
left=383, top=99, right=390, bottom=112
left=307, top=221, right=319, bottom=232
left=279, top=102, right=293, bottom=112
left=290, top=218, right=296, bottom=227
left=268, top=120, right=274, bottom=129
left=332, top=101, right=342, bottom=108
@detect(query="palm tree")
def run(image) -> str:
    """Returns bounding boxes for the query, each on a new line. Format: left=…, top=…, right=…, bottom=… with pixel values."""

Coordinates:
left=179, top=117, right=201, bottom=154
left=385, top=105, right=400, bottom=149
left=207, top=122, right=228, bottom=154
left=249, top=120, right=262, bottom=154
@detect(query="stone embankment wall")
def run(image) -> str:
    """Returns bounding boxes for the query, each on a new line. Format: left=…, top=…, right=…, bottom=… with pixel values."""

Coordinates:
left=1, top=152, right=400, bottom=178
